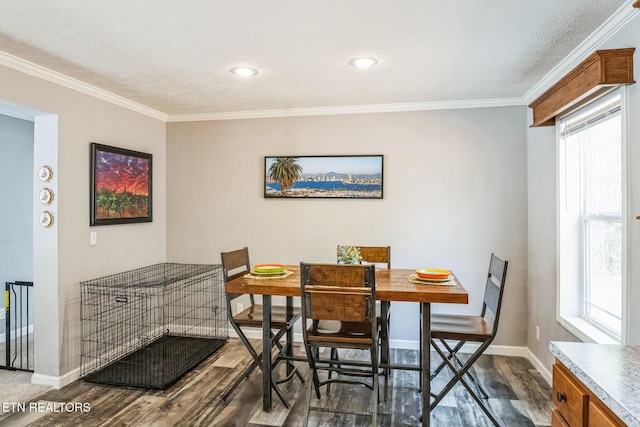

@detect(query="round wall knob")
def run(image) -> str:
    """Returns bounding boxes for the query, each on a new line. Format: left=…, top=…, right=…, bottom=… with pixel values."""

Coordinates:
left=39, top=188, right=54, bottom=205
left=38, top=165, right=53, bottom=182
left=39, top=211, right=54, bottom=228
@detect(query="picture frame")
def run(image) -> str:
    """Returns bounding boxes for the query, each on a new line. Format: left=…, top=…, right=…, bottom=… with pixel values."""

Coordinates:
left=90, top=142, right=152, bottom=226
left=264, top=155, right=383, bottom=199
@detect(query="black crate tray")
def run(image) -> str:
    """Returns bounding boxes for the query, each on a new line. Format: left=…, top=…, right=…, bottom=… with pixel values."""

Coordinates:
left=83, top=335, right=226, bottom=389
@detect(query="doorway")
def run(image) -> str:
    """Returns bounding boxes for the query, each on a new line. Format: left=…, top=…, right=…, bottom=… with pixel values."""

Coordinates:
left=0, top=100, right=59, bottom=385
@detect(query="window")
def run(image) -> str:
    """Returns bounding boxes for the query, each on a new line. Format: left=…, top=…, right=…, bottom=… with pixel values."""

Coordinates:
left=557, top=89, right=626, bottom=343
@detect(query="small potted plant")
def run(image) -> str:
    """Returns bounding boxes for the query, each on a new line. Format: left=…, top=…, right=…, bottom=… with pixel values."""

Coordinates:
left=337, top=245, right=362, bottom=264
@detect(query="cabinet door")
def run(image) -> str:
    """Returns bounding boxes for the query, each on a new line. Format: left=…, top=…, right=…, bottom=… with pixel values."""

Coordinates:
left=589, top=401, right=624, bottom=427
left=552, top=409, right=571, bottom=427
left=552, top=364, right=588, bottom=427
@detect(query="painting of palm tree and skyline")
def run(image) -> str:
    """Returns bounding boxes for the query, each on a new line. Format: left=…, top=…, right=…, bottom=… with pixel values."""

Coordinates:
left=90, top=143, right=152, bottom=225
left=265, top=155, right=383, bottom=199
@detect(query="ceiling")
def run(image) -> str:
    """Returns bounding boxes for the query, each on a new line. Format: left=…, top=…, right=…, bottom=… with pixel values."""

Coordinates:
left=0, top=1, right=631, bottom=118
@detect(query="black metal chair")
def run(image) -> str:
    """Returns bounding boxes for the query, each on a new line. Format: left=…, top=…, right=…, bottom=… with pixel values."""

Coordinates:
left=300, top=262, right=380, bottom=426
left=221, top=247, right=303, bottom=407
left=429, top=253, right=509, bottom=426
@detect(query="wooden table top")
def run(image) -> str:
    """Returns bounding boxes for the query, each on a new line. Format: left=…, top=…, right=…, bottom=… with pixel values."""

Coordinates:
left=225, top=265, right=468, bottom=305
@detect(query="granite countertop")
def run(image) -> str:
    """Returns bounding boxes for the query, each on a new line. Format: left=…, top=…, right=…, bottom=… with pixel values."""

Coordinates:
left=550, top=341, right=640, bottom=427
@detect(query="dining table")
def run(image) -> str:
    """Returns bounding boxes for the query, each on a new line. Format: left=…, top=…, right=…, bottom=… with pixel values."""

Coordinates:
left=224, top=264, right=468, bottom=427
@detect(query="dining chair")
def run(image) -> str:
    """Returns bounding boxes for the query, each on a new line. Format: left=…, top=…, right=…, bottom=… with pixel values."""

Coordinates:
left=338, top=245, right=392, bottom=401
left=353, top=246, right=391, bottom=269
left=429, top=253, right=508, bottom=426
left=300, top=262, right=380, bottom=426
left=221, top=247, right=304, bottom=408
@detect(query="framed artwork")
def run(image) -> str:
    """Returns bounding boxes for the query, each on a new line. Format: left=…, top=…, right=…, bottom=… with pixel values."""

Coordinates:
left=90, top=143, right=152, bottom=226
left=264, top=155, right=383, bottom=199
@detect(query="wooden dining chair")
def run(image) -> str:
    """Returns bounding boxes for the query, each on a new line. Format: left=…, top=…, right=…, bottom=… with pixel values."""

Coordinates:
left=353, top=246, right=391, bottom=269
left=429, top=253, right=508, bottom=426
left=339, top=245, right=392, bottom=400
left=300, top=262, right=380, bottom=426
left=221, top=247, right=304, bottom=408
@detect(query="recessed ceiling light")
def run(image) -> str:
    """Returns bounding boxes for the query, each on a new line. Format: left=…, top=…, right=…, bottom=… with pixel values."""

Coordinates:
left=230, top=66, right=258, bottom=77
left=348, top=57, right=379, bottom=69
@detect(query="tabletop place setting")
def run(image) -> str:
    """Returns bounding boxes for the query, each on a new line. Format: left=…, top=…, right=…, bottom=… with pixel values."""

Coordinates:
left=245, top=263, right=293, bottom=279
left=408, top=268, right=455, bottom=286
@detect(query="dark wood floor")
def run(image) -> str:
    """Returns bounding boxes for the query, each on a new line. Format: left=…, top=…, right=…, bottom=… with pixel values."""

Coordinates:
left=0, top=339, right=552, bottom=426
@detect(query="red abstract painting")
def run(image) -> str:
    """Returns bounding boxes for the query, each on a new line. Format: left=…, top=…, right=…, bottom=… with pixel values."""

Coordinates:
left=91, top=143, right=152, bottom=225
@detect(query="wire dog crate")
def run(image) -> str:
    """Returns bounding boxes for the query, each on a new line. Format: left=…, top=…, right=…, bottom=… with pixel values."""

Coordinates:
left=80, top=263, right=227, bottom=389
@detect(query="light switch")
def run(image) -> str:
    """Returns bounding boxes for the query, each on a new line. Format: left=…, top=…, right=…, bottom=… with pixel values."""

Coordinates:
left=90, top=231, right=97, bottom=246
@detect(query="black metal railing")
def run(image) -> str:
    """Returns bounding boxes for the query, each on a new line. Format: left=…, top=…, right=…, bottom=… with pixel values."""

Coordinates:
left=2, top=281, right=34, bottom=371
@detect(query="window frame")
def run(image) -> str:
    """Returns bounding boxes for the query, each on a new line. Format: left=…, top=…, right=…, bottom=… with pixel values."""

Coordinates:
left=556, top=87, right=629, bottom=344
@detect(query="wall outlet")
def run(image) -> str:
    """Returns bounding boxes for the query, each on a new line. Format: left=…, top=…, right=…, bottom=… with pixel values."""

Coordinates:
left=535, top=325, right=540, bottom=341
left=236, top=302, right=244, bottom=314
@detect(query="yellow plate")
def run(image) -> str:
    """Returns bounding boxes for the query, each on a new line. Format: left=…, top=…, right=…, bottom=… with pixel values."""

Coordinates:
left=416, top=268, right=450, bottom=280
left=253, top=264, right=285, bottom=274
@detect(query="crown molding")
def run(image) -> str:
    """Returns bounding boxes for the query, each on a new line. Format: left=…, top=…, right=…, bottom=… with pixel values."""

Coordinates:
left=0, top=51, right=168, bottom=122
left=523, top=1, right=639, bottom=104
left=2, top=47, right=524, bottom=123
left=166, top=97, right=526, bottom=122
left=6, top=0, right=634, bottom=126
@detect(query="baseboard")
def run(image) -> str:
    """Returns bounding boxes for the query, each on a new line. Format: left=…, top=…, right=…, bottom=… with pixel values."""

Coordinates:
left=0, top=324, right=34, bottom=343
left=32, top=368, right=79, bottom=389
left=456, top=342, right=529, bottom=357
left=230, top=328, right=306, bottom=344
left=389, top=339, right=420, bottom=350
left=526, top=347, right=552, bottom=386
left=234, top=330, right=531, bottom=359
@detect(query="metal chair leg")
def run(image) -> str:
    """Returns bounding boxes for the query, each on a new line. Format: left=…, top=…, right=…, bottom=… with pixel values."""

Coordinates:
left=430, top=339, right=500, bottom=426
left=222, top=358, right=259, bottom=402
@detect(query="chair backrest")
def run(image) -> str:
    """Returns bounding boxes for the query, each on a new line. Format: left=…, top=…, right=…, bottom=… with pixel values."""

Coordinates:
left=300, top=263, right=376, bottom=324
left=221, top=247, right=252, bottom=303
left=340, top=246, right=391, bottom=269
left=480, top=253, right=508, bottom=335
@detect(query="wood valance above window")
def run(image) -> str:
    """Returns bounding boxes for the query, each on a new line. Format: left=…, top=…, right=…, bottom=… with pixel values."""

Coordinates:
left=528, top=48, right=635, bottom=127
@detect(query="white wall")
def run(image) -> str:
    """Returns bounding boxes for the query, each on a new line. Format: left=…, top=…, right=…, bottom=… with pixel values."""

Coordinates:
left=167, top=107, right=529, bottom=347
left=526, top=111, right=579, bottom=370
left=0, top=114, right=34, bottom=306
left=0, top=64, right=167, bottom=381
left=526, top=13, right=640, bottom=371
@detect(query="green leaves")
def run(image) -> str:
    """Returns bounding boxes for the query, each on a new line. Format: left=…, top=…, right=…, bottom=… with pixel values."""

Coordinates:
left=268, top=157, right=303, bottom=196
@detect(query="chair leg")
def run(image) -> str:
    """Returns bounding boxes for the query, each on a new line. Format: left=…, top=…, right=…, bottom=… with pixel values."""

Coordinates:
left=371, top=348, right=379, bottom=426
left=285, top=316, right=296, bottom=380
left=272, top=379, right=291, bottom=409
left=302, top=343, right=379, bottom=425
left=303, top=371, right=313, bottom=427
left=431, top=339, right=464, bottom=379
left=436, top=339, right=489, bottom=400
left=418, top=304, right=422, bottom=393
left=458, top=375, right=501, bottom=426
left=430, top=339, right=500, bottom=426
left=230, top=323, right=296, bottom=408
left=222, top=358, right=259, bottom=402
left=307, top=345, right=322, bottom=399
left=451, top=353, right=488, bottom=400
left=379, top=301, right=391, bottom=402
left=327, top=347, right=340, bottom=396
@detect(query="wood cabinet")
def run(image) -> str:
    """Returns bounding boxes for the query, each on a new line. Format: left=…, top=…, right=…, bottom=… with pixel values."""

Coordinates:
left=552, top=361, right=626, bottom=427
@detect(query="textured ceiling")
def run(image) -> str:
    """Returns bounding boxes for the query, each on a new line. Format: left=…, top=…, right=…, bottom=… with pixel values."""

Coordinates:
left=0, top=0, right=629, bottom=116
